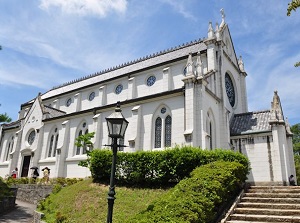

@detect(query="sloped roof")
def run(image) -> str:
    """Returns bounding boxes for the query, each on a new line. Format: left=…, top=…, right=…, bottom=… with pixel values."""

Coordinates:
left=43, top=105, right=66, bottom=119
left=230, top=110, right=272, bottom=136
left=37, top=39, right=207, bottom=101
left=1, top=119, right=22, bottom=130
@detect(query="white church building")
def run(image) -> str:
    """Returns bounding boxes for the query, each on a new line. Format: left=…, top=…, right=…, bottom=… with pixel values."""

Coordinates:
left=0, top=11, right=295, bottom=185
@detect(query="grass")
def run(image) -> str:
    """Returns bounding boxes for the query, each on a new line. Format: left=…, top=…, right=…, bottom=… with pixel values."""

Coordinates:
left=38, top=178, right=169, bottom=223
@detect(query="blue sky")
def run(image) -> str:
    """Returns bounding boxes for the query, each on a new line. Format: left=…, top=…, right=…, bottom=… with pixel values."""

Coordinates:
left=0, top=0, right=299, bottom=125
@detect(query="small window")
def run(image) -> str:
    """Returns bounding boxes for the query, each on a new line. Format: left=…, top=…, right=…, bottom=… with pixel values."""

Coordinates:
left=161, top=107, right=166, bottom=114
left=146, top=76, right=156, bottom=86
left=89, top=92, right=95, bottom=101
left=66, top=98, right=72, bottom=107
left=115, top=84, right=123, bottom=94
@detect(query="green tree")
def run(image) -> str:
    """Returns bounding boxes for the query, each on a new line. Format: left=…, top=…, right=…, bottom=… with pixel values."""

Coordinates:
left=287, top=0, right=300, bottom=67
left=287, top=0, right=300, bottom=16
left=0, top=113, right=12, bottom=123
left=75, top=132, right=95, bottom=168
left=291, top=123, right=300, bottom=155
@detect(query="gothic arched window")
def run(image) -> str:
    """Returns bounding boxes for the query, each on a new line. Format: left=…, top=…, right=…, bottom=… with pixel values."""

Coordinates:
left=48, top=128, right=59, bottom=157
left=165, top=115, right=172, bottom=147
left=5, top=136, right=14, bottom=161
left=153, top=106, right=172, bottom=149
left=76, top=122, right=89, bottom=155
left=155, top=117, right=162, bottom=148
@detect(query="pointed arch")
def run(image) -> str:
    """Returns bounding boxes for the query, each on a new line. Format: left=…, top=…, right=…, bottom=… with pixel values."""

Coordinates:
left=152, top=104, right=172, bottom=149
left=206, top=109, right=216, bottom=150
left=47, top=126, right=59, bottom=158
left=5, top=135, right=14, bottom=161
left=75, top=120, right=89, bottom=155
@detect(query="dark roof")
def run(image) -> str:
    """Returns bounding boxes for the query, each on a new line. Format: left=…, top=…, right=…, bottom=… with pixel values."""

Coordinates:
left=43, top=105, right=66, bottom=119
left=230, top=110, right=272, bottom=136
left=49, top=38, right=205, bottom=91
left=1, top=119, right=22, bottom=130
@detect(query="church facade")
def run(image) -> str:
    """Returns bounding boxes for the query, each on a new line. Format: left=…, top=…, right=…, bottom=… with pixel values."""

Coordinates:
left=0, top=12, right=295, bottom=185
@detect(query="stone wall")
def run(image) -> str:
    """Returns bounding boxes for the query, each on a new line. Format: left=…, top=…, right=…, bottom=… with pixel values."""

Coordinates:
left=16, top=184, right=53, bottom=205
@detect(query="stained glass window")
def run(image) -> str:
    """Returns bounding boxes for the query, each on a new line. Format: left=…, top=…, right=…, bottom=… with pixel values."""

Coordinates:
left=155, top=117, right=162, bottom=148
left=165, top=115, right=172, bottom=147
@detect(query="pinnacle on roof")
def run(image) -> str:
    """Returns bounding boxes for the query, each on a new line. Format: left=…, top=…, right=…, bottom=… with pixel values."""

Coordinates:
left=269, top=91, right=285, bottom=124
left=208, top=21, right=215, bottom=39
left=220, top=8, right=226, bottom=28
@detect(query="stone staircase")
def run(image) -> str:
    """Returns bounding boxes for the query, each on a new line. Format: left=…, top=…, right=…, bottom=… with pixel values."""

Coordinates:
left=222, top=186, right=300, bottom=223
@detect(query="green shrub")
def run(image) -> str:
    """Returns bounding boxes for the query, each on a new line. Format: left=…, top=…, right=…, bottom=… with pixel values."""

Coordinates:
left=126, top=161, right=248, bottom=223
left=0, top=177, right=13, bottom=200
left=89, top=146, right=250, bottom=186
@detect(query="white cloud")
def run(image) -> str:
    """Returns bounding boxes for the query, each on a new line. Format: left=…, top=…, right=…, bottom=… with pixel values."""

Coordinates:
left=39, top=0, right=127, bottom=18
left=161, top=0, right=197, bottom=21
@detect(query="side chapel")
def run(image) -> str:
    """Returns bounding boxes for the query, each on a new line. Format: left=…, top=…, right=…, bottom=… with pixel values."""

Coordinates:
left=0, top=10, right=295, bottom=185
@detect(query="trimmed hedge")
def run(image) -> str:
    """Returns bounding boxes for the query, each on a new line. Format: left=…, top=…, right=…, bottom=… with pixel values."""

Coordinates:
left=89, top=146, right=249, bottom=186
left=126, top=161, right=248, bottom=223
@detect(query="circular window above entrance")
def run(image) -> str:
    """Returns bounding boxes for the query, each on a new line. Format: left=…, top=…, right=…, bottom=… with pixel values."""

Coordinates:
left=27, top=130, right=36, bottom=145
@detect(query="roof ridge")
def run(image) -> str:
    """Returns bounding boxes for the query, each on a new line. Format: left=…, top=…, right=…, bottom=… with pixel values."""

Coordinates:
left=47, top=37, right=205, bottom=92
left=234, top=110, right=270, bottom=116
left=44, top=105, right=66, bottom=114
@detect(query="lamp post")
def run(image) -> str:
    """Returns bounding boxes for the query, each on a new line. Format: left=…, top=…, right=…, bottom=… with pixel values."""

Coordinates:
left=105, top=101, right=128, bottom=223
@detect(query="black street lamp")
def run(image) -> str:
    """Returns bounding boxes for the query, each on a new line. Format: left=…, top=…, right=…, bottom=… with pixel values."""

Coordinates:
left=105, top=101, right=128, bottom=223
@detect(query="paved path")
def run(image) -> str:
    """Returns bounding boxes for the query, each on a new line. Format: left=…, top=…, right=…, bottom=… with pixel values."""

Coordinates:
left=0, top=200, right=36, bottom=223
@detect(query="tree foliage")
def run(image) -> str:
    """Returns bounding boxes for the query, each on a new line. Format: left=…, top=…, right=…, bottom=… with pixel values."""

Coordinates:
left=0, top=113, right=12, bottom=123
left=291, top=123, right=300, bottom=155
left=75, top=132, right=95, bottom=168
left=287, top=0, right=300, bottom=16
left=287, top=0, right=300, bottom=67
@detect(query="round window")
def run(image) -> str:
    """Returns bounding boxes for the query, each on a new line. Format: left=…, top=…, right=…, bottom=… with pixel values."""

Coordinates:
left=115, top=84, right=123, bottom=94
left=146, top=76, right=156, bottom=86
left=28, top=130, right=36, bottom=145
left=161, top=107, right=166, bottom=114
left=66, top=98, right=72, bottom=107
left=89, top=92, right=95, bottom=101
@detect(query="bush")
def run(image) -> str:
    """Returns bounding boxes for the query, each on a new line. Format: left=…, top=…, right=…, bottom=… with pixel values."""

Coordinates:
left=89, top=146, right=249, bottom=186
left=126, top=161, right=248, bottom=223
left=0, top=177, right=13, bottom=200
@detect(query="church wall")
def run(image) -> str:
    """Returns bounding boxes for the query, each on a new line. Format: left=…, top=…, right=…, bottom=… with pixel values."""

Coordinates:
left=80, top=86, right=100, bottom=109
left=202, top=91, right=222, bottom=149
left=231, top=134, right=285, bottom=185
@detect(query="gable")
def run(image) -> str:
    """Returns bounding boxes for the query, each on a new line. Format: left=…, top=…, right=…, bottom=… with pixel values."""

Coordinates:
left=221, top=25, right=239, bottom=68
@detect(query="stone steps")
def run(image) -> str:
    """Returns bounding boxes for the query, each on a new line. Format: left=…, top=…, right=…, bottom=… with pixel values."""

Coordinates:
left=222, top=186, right=300, bottom=223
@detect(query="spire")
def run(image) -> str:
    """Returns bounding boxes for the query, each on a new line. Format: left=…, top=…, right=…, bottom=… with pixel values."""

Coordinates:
left=238, top=56, right=245, bottom=72
left=269, top=91, right=285, bottom=124
left=208, top=22, right=215, bottom=39
left=220, top=8, right=226, bottom=28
